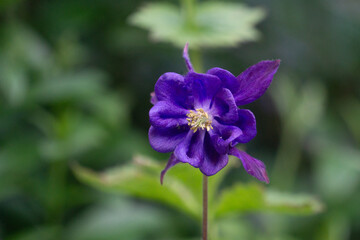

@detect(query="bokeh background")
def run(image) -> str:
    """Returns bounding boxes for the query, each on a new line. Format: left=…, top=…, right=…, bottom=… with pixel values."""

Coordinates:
left=0, top=0, right=359, bottom=239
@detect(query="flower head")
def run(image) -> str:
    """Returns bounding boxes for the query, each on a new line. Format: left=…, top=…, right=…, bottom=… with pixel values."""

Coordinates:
left=149, top=43, right=280, bottom=184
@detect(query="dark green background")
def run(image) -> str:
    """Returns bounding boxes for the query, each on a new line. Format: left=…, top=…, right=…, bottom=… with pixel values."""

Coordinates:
left=0, top=0, right=359, bottom=239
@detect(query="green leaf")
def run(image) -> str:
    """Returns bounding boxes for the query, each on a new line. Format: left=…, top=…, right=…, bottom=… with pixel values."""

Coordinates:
left=74, top=156, right=323, bottom=220
left=214, top=183, right=264, bottom=217
left=270, top=75, right=326, bottom=135
left=73, top=155, right=230, bottom=220
left=72, top=155, right=202, bottom=219
left=339, top=98, right=360, bottom=144
left=7, top=225, right=60, bottom=240
left=39, top=120, right=106, bottom=161
left=265, top=190, right=324, bottom=215
left=0, top=23, right=52, bottom=70
left=0, top=61, right=27, bottom=106
left=214, top=183, right=323, bottom=218
left=31, top=70, right=107, bottom=103
left=214, top=217, right=253, bottom=240
left=66, top=198, right=175, bottom=240
left=311, top=137, right=360, bottom=202
left=0, top=0, right=23, bottom=12
left=128, top=2, right=265, bottom=48
left=86, top=94, right=129, bottom=128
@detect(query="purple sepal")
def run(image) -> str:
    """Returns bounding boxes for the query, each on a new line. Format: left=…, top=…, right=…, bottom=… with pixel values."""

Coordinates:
left=160, top=154, right=180, bottom=184
left=234, top=60, right=280, bottom=105
left=229, top=147, right=269, bottom=184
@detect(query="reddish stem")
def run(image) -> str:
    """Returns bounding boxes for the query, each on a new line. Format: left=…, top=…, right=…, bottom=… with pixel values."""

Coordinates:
left=203, top=175, right=208, bottom=240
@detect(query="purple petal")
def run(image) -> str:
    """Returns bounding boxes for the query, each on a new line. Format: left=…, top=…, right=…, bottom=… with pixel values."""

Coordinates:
left=185, top=72, right=222, bottom=109
left=155, top=72, right=192, bottom=108
left=149, top=101, right=188, bottom=129
left=210, top=88, right=238, bottom=124
left=160, top=154, right=180, bottom=184
left=235, top=60, right=280, bottom=105
left=229, top=148, right=269, bottom=183
left=232, top=109, right=257, bottom=145
left=174, top=130, right=205, bottom=168
left=199, top=133, right=229, bottom=176
left=207, top=67, right=239, bottom=94
left=149, top=126, right=187, bottom=153
left=150, top=92, right=158, bottom=105
left=209, top=121, right=243, bottom=155
left=183, top=43, right=194, bottom=72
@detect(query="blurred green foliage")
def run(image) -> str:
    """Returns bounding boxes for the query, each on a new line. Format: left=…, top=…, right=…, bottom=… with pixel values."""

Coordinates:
left=73, top=155, right=323, bottom=240
left=73, top=156, right=322, bottom=219
left=0, top=0, right=359, bottom=239
left=129, top=1, right=265, bottom=48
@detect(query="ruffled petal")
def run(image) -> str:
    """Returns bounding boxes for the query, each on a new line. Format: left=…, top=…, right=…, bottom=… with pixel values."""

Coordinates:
left=207, top=67, right=239, bottom=94
left=210, top=88, right=238, bottom=124
left=155, top=72, right=192, bottom=108
left=235, top=60, right=280, bottom=105
left=185, top=72, right=222, bottom=109
left=149, top=101, right=188, bottom=129
left=231, top=109, right=257, bottom=145
left=209, top=120, right=243, bottom=155
left=199, top=133, right=229, bottom=176
left=174, top=130, right=205, bottom=168
left=160, top=153, right=180, bottom=184
left=229, top=148, right=269, bottom=183
left=149, top=126, right=188, bottom=153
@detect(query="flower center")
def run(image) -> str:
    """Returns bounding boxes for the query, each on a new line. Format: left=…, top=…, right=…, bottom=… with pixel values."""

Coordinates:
left=186, top=108, right=213, bottom=133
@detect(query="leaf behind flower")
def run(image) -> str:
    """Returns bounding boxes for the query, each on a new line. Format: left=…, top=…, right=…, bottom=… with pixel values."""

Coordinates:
left=214, top=183, right=324, bottom=218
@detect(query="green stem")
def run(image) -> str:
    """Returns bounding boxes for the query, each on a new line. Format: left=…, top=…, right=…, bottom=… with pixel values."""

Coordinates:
left=190, top=48, right=203, bottom=73
left=181, top=0, right=196, bottom=27
left=203, top=175, right=208, bottom=240
left=271, top=122, right=302, bottom=189
left=181, top=0, right=203, bottom=72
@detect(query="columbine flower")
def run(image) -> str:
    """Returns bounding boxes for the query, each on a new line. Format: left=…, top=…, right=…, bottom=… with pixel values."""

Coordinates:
left=149, top=44, right=280, bottom=184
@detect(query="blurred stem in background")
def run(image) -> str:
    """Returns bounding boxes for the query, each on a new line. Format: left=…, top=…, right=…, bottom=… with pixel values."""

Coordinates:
left=190, top=48, right=203, bottom=73
left=182, top=0, right=196, bottom=28
left=47, top=160, right=67, bottom=224
left=271, top=122, right=302, bottom=190
left=181, top=0, right=203, bottom=73
left=270, top=78, right=326, bottom=190
left=46, top=110, right=73, bottom=237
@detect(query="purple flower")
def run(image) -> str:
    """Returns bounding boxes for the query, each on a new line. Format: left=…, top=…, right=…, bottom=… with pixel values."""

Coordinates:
left=149, top=44, right=280, bottom=184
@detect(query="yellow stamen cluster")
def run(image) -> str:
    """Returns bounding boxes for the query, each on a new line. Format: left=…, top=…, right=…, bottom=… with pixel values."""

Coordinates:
left=186, top=108, right=213, bottom=133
